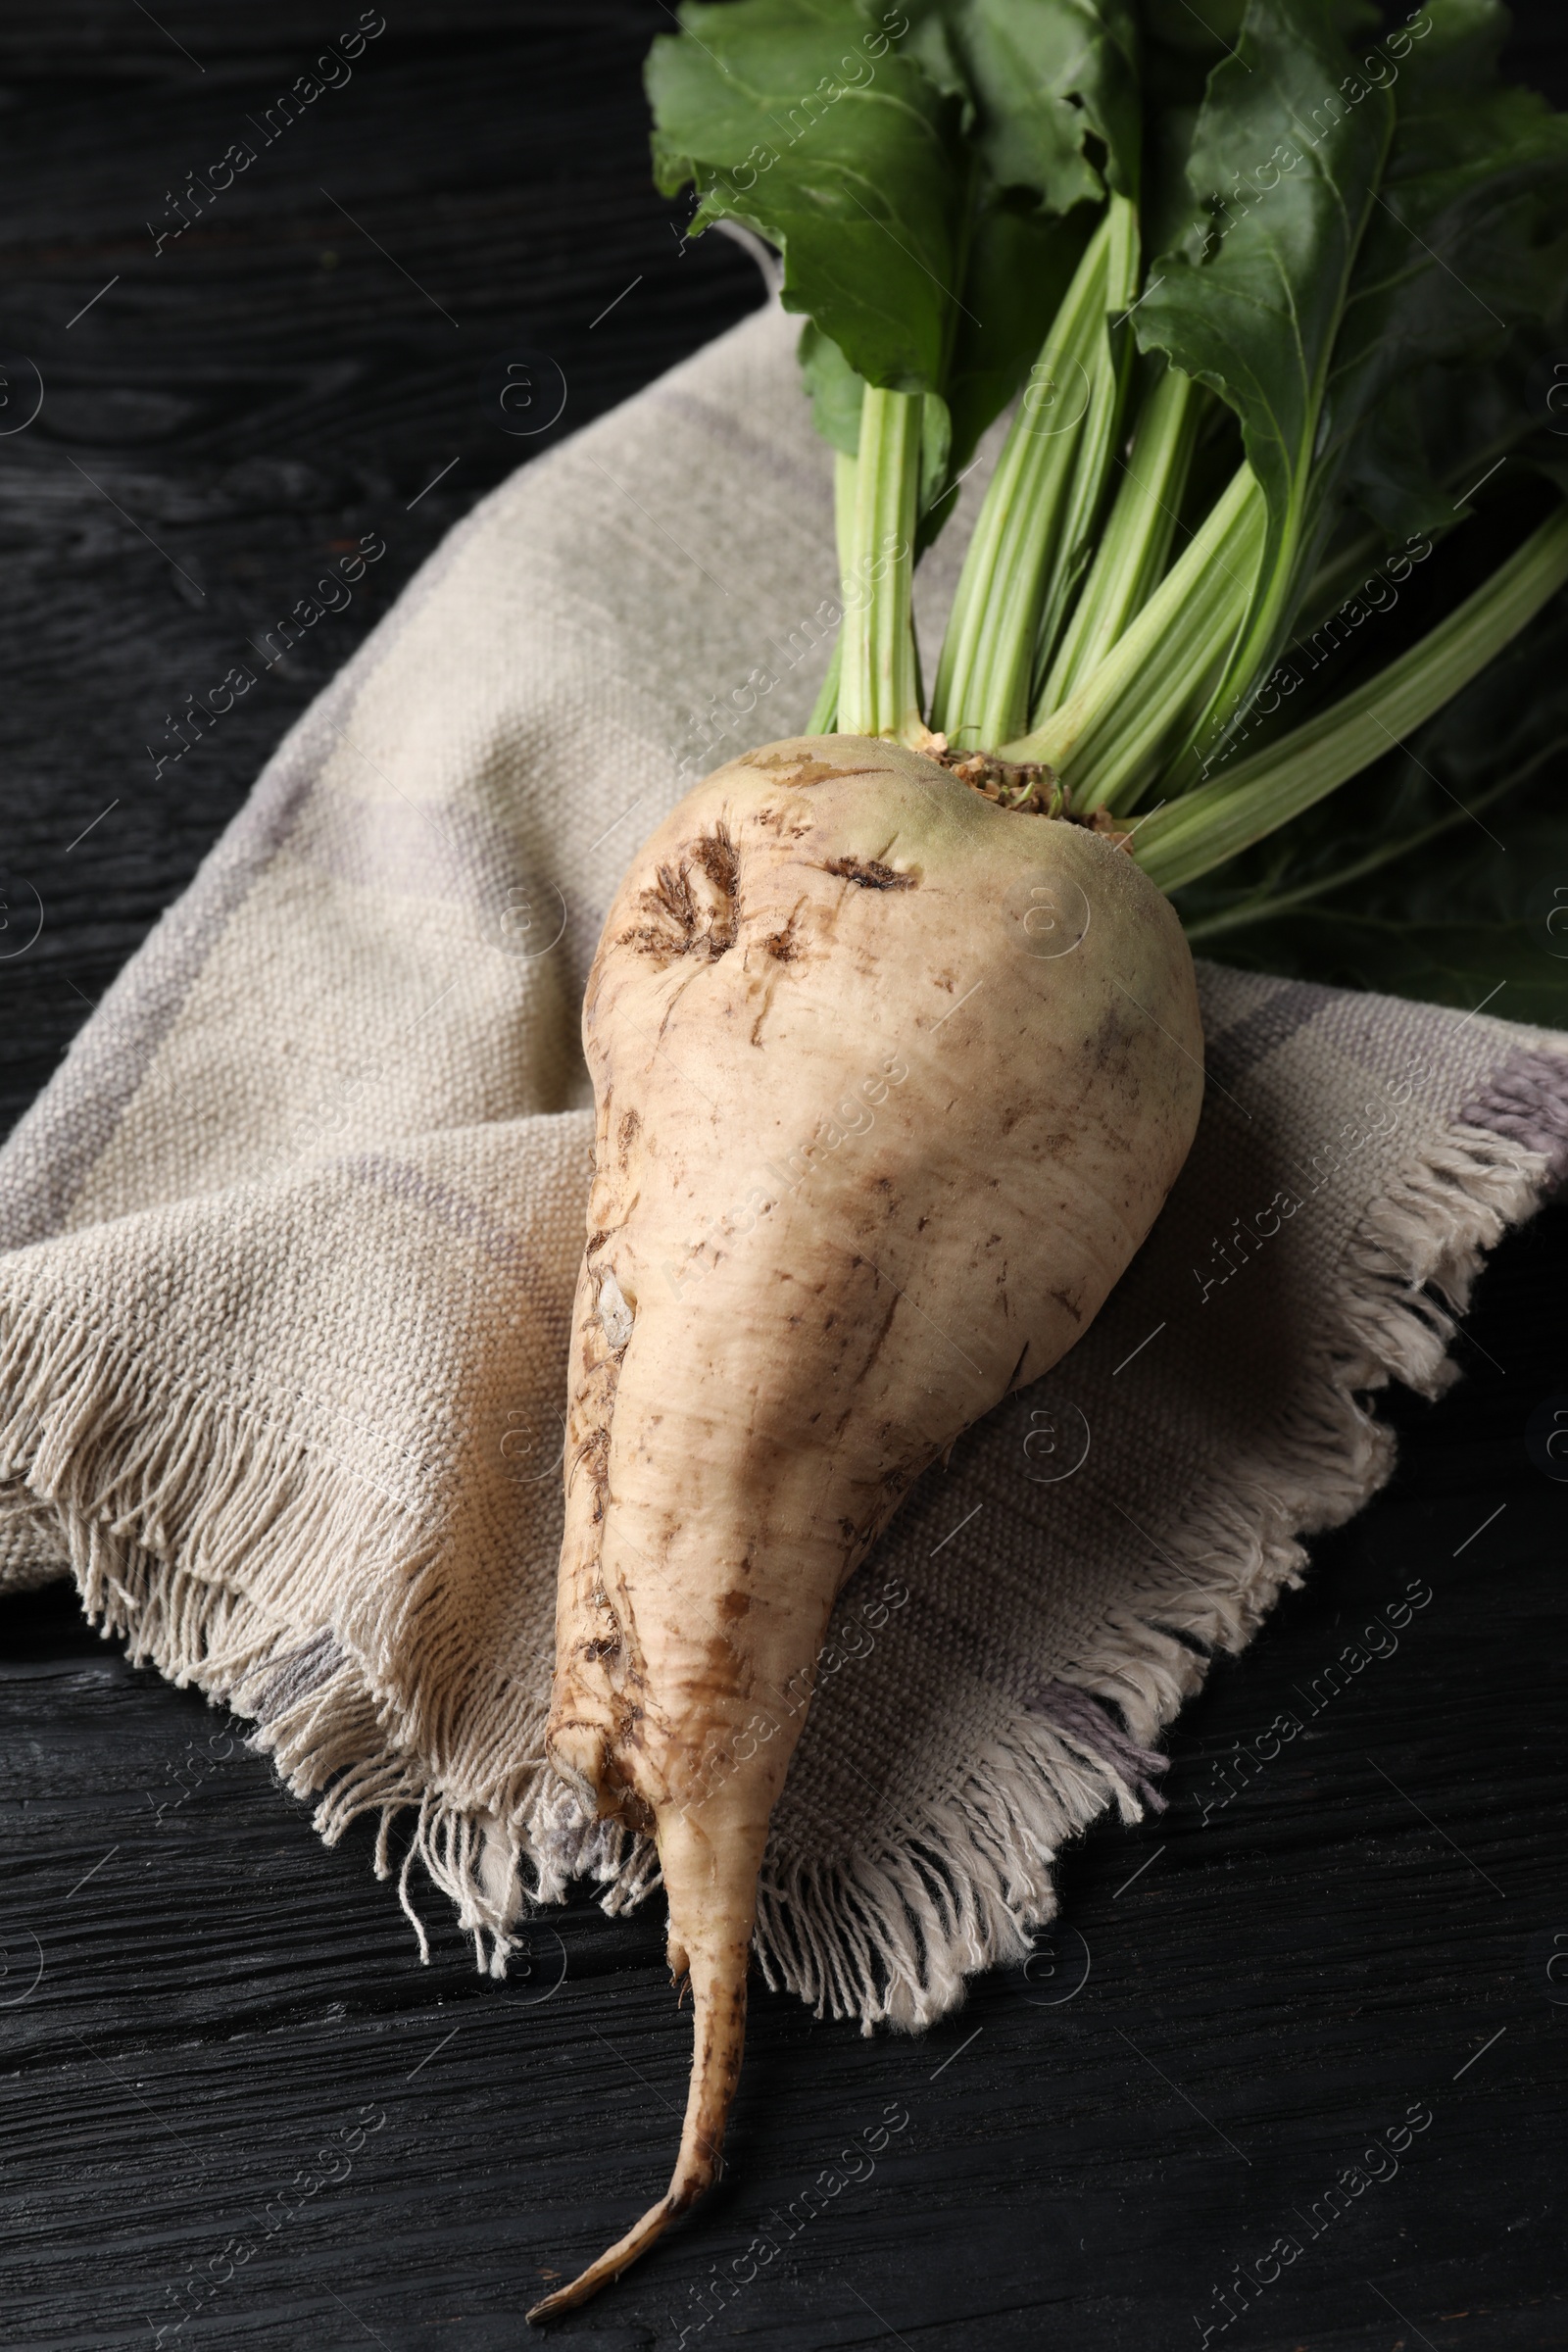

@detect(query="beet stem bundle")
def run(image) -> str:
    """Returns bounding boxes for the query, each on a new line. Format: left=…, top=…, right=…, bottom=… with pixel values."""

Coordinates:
left=527, top=0, right=1568, bottom=2318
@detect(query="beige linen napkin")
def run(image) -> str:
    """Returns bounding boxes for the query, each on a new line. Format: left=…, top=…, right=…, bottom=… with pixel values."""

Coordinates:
left=2, top=302, right=1564, bottom=2026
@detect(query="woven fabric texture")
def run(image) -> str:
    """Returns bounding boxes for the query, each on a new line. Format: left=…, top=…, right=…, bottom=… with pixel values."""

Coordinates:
left=2, top=302, right=1564, bottom=2028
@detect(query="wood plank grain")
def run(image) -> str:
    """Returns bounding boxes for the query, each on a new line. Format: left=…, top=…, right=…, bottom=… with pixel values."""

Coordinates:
left=2, top=8, right=1565, bottom=2349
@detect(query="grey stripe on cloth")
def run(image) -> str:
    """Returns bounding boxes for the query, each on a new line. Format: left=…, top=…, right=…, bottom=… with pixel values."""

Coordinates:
left=245, top=1630, right=347, bottom=1725
left=1462, top=1047, right=1568, bottom=1176
left=1203, top=978, right=1340, bottom=1091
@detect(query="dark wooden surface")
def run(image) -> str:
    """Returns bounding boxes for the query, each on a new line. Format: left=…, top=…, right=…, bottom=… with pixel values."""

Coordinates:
left=2, top=9, right=1565, bottom=2348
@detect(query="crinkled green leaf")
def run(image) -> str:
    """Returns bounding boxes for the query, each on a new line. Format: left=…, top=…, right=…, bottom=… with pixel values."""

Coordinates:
left=648, top=0, right=965, bottom=392
left=1142, top=0, right=1376, bottom=65
left=1133, top=0, right=1394, bottom=719
left=909, top=0, right=1141, bottom=201
left=1320, top=0, right=1568, bottom=539
left=651, top=0, right=1140, bottom=472
left=1138, top=0, right=1568, bottom=755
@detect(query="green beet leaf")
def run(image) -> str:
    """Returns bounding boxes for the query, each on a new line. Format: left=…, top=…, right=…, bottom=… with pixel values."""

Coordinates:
left=1323, top=0, right=1568, bottom=540
left=1133, top=0, right=1394, bottom=737
left=650, top=0, right=1140, bottom=492
left=648, top=0, right=966, bottom=394
left=908, top=0, right=1142, bottom=201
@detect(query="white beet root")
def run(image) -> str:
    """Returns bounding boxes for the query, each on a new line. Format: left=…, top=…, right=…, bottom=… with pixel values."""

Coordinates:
left=527, top=735, right=1201, bottom=2320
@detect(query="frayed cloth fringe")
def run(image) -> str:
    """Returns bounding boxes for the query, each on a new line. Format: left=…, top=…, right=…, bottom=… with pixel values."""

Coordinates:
left=735, top=1105, right=1560, bottom=2030
left=0, top=1098, right=1560, bottom=2024
left=0, top=1304, right=545, bottom=1977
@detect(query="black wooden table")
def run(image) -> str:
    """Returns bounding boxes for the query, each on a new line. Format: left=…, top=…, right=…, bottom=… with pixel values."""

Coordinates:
left=2, top=10, right=1565, bottom=2348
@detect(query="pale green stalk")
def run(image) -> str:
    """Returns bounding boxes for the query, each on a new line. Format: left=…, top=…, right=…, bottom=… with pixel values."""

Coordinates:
left=1133, top=507, right=1568, bottom=893
left=808, top=451, right=858, bottom=732
left=834, top=446, right=858, bottom=578
left=929, top=204, right=1122, bottom=750
left=837, top=388, right=922, bottom=741
left=1037, top=361, right=1200, bottom=715
left=1179, top=753, right=1536, bottom=944
left=1002, top=465, right=1266, bottom=808
left=808, top=636, right=842, bottom=734
left=1031, top=196, right=1143, bottom=695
